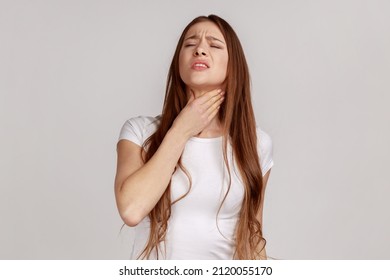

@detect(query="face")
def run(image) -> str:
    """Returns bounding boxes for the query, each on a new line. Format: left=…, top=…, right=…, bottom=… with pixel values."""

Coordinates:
left=179, top=21, right=229, bottom=92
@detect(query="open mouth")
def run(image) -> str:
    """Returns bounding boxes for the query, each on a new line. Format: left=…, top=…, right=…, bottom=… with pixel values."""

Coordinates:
left=191, top=61, right=209, bottom=70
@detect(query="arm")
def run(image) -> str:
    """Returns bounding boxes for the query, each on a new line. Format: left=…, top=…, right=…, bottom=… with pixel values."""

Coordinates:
left=114, top=89, right=225, bottom=227
left=257, top=168, right=271, bottom=259
left=114, top=127, right=188, bottom=227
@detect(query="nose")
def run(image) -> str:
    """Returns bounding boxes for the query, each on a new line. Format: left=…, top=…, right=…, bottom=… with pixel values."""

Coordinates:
left=194, top=47, right=207, bottom=57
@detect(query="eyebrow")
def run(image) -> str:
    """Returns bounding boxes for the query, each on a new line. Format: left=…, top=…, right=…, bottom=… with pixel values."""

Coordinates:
left=184, top=35, right=225, bottom=45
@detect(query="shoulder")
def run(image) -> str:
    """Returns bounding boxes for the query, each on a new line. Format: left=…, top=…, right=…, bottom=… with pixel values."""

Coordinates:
left=118, top=115, right=161, bottom=146
left=256, top=126, right=274, bottom=175
left=125, top=115, right=161, bottom=132
left=256, top=126, right=273, bottom=151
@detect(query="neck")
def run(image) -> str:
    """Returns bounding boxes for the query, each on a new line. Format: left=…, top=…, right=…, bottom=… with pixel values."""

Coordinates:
left=188, top=87, right=213, bottom=99
left=187, top=87, right=224, bottom=138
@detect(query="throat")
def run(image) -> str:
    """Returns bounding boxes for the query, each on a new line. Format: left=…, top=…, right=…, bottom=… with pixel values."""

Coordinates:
left=196, top=127, right=223, bottom=138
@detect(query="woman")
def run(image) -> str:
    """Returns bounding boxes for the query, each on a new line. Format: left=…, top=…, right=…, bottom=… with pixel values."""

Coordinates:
left=115, top=14, right=274, bottom=260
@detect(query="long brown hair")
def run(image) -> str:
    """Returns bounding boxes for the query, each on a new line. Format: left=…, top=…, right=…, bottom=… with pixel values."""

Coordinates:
left=138, top=15, right=265, bottom=259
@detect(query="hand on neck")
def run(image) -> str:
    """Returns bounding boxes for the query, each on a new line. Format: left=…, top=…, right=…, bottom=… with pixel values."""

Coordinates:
left=186, top=87, right=224, bottom=138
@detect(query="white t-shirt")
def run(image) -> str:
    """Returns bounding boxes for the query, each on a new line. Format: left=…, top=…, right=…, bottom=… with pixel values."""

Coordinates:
left=118, top=115, right=274, bottom=259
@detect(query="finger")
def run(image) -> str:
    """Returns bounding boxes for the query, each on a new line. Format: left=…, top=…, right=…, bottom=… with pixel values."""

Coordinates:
left=198, top=89, right=224, bottom=105
left=202, top=94, right=219, bottom=108
left=205, top=96, right=224, bottom=115
left=207, top=105, right=221, bottom=121
left=200, top=91, right=224, bottom=107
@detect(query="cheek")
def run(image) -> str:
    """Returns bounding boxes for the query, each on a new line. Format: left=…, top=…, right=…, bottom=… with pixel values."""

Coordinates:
left=179, top=48, right=191, bottom=63
left=178, top=52, right=186, bottom=78
left=217, top=54, right=229, bottom=76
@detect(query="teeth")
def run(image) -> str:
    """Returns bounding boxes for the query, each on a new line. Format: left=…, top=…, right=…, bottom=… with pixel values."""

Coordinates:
left=195, top=63, right=207, bottom=68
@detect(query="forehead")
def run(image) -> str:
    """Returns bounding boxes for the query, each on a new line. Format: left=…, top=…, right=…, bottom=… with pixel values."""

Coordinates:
left=185, top=21, right=224, bottom=40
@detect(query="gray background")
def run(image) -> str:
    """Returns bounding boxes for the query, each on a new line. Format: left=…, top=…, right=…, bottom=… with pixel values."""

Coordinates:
left=1, top=0, right=389, bottom=259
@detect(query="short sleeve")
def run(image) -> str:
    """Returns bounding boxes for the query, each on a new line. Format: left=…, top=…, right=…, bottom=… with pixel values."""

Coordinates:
left=118, top=115, right=160, bottom=148
left=257, top=128, right=274, bottom=176
left=118, top=116, right=147, bottom=147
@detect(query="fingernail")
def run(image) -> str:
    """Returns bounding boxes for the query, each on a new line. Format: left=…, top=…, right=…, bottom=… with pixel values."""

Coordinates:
left=220, top=91, right=225, bottom=96
left=218, top=89, right=222, bottom=93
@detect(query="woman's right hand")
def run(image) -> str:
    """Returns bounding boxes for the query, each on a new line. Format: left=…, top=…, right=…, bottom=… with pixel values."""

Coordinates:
left=171, top=88, right=225, bottom=139
left=116, top=88, right=224, bottom=226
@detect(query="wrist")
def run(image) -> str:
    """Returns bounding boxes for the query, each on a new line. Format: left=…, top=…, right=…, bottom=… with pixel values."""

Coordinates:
left=167, top=126, right=190, bottom=145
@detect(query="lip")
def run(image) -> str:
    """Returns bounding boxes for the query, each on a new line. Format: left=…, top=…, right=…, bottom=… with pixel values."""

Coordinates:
left=191, top=60, right=210, bottom=70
